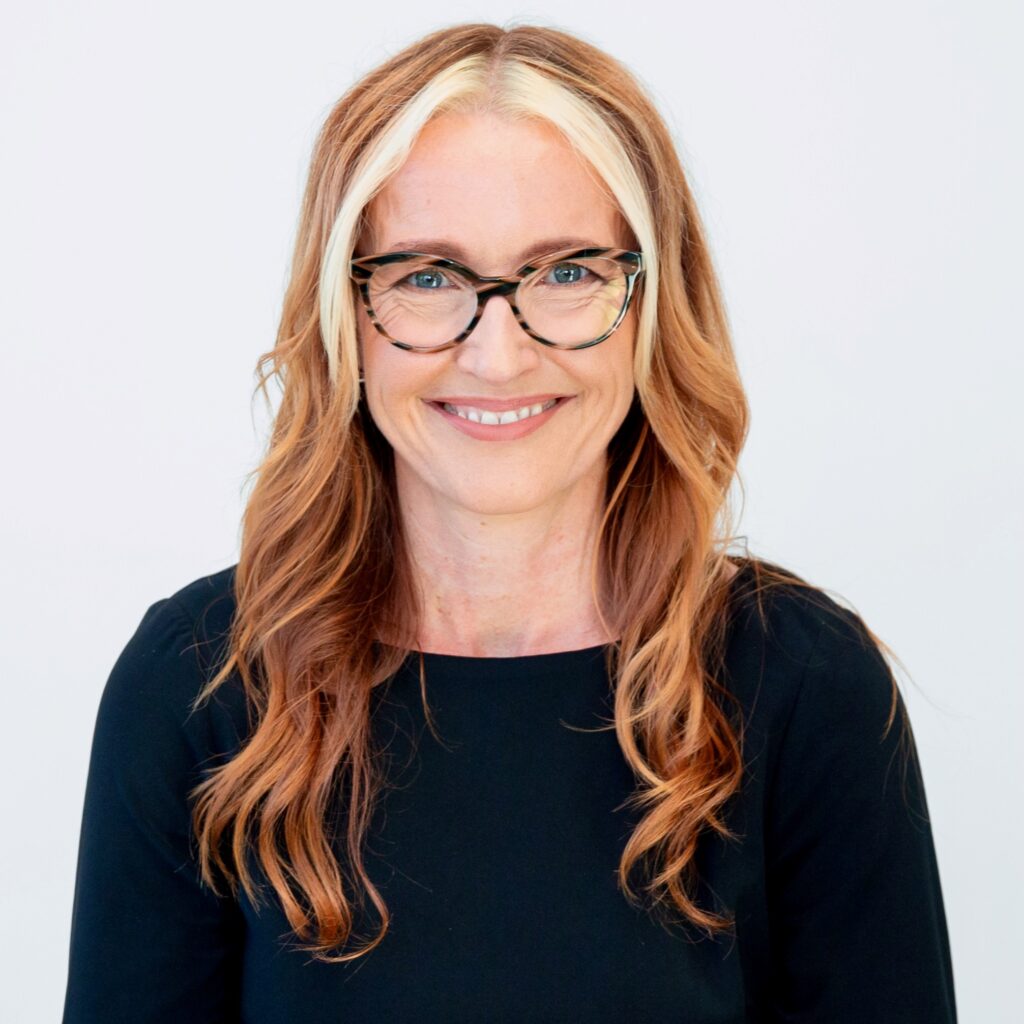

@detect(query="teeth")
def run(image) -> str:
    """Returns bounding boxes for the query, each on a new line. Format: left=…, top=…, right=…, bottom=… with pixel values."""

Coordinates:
left=442, top=399, right=559, bottom=424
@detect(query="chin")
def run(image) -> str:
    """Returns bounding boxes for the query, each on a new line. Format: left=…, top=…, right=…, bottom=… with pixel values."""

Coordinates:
left=454, top=495, right=550, bottom=517
left=444, top=478, right=556, bottom=517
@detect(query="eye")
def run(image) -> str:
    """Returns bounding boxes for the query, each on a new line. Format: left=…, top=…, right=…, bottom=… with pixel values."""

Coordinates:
left=400, top=269, right=453, bottom=290
left=543, top=262, right=591, bottom=286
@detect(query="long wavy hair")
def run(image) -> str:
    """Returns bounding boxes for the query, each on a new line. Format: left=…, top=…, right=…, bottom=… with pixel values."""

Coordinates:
left=188, top=21, right=909, bottom=962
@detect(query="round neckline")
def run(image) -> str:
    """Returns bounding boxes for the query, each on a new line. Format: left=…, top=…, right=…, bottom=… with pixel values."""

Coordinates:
left=412, top=641, right=612, bottom=667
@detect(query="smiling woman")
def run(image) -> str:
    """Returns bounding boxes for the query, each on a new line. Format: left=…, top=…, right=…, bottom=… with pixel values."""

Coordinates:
left=63, top=21, right=956, bottom=1024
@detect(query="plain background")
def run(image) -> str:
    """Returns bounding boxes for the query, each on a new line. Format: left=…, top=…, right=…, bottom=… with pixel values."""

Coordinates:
left=2, top=1, right=1020, bottom=1019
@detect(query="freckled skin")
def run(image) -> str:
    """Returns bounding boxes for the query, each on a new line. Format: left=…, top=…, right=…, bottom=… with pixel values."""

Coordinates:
left=357, top=111, right=639, bottom=656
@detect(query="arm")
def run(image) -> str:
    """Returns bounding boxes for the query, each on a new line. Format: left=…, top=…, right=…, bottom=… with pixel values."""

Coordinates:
left=62, top=598, right=244, bottom=1023
left=764, top=610, right=957, bottom=1022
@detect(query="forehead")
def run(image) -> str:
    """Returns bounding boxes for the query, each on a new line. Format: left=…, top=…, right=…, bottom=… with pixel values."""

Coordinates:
left=364, top=111, right=629, bottom=267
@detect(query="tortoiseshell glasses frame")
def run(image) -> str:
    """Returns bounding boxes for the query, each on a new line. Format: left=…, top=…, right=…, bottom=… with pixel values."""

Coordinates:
left=348, top=246, right=645, bottom=353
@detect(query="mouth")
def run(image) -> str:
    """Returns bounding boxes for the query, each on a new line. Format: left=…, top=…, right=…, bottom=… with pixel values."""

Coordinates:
left=426, top=395, right=574, bottom=440
left=429, top=396, right=567, bottom=425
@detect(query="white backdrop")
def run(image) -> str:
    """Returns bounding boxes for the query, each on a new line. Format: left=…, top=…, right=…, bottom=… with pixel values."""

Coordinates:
left=2, top=1, right=1020, bottom=1019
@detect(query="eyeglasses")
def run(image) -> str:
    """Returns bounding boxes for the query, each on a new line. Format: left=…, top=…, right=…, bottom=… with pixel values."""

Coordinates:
left=348, top=246, right=645, bottom=352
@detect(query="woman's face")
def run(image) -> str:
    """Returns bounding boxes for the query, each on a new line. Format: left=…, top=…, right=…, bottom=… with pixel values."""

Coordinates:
left=356, top=110, right=638, bottom=517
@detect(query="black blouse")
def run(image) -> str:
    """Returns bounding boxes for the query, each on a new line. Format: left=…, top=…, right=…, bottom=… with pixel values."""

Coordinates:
left=62, top=562, right=957, bottom=1022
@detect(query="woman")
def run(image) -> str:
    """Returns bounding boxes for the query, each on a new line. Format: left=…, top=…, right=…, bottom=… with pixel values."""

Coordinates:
left=62, top=22, right=957, bottom=1023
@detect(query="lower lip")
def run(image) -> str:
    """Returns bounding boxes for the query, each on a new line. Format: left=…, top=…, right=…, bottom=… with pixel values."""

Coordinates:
left=427, top=397, right=573, bottom=441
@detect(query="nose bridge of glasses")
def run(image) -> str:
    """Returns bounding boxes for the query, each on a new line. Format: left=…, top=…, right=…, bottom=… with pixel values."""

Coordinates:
left=472, top=280, right=530, bottom=336
left=474, top=276, right=521, bottom=302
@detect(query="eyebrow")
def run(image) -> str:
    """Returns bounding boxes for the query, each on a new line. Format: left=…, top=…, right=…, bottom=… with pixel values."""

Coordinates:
left=379, top=236, right=605, bottom=266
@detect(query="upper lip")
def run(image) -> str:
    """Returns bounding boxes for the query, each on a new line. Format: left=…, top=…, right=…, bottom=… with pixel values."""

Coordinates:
left=426, top=394, right=570, bottom=412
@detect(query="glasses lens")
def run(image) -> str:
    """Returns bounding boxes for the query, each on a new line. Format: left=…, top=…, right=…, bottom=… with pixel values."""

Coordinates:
left=518, top=256, right=629, bottom=346
left=367, top=259, right=476, bottom=349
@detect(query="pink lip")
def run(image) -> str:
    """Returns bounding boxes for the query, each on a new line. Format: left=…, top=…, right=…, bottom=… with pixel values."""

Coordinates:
left=426, top=393, right=568, bottom=412
left=427, top=395, right=572, bottom=441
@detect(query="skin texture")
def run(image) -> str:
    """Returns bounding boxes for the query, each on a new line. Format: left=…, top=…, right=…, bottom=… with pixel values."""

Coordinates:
left=356, top=111, right=638, bottom=657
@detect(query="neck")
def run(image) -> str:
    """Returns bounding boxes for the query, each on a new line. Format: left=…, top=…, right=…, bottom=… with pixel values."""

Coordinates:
left=394, top=459, right=617, bottom=658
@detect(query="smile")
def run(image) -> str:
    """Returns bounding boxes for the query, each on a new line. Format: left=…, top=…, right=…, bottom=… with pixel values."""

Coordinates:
left=441, top=399, right=559, bottom=424
left=427, top=396, right=572, bottom=441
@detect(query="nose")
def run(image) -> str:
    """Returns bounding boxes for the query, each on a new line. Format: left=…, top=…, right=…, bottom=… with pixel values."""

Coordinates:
left=452, top=291, right=542, bottom=381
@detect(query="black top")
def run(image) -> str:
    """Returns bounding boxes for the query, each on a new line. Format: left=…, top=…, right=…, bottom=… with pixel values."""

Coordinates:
left=62, top=562, right=957, bottom=1023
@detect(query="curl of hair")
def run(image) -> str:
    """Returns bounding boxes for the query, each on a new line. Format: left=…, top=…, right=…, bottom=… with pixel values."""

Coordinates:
left=187, top=21, right=908, bottom=962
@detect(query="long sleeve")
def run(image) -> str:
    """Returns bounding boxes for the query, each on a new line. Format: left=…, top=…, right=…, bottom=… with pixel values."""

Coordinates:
left=62, top=598, right=244, bottom=1023
left=764, top=609, right=957, bottom=1021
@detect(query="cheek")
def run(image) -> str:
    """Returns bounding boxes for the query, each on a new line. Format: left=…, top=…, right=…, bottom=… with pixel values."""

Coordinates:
left=358, top=319, right=436, bottom=408
left=355, top=305, right=371, bottom=362
left=356, top=306, right=397, bottom=384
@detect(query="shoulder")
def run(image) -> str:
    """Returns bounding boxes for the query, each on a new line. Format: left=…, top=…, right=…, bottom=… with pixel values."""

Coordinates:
left=721, top=559, right=918, bottom=842
left=723, top=557, right=904, bottom=754
left=94, top=565, right=247, bottom=770
left=108, top=564, right=239, bottom=704
left=726, top=556, right=870, bottom=653
left=164, top=564, right=239, bottom=654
